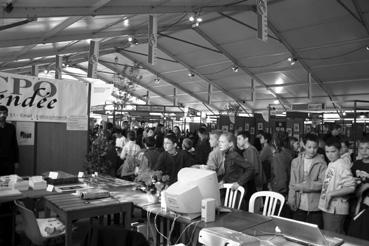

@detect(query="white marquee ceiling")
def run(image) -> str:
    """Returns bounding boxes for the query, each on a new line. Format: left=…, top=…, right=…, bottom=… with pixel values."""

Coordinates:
left=1, top=0, right=369, bottom=114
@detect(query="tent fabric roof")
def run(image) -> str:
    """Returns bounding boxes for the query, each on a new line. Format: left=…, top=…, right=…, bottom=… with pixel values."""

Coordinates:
left=1, top=0, right=369, bottom=114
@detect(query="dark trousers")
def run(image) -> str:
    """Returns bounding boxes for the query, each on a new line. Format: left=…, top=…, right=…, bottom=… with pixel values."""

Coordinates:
left=0, top=158, right=15, bottom=176
left=0, top=202, right=14, bottom=245
left=293, top=209, right=323, bottom=229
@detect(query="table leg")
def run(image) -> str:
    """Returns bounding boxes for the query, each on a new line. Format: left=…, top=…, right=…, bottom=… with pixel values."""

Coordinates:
left=124, top=204, right=132, bottom=229
left=65, top=218, right=72, bottom=246
left=44, top=205, right=50, bottom=217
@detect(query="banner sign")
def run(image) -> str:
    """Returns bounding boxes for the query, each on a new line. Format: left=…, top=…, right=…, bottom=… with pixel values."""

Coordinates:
left=0, top=72, right=88, bottom=122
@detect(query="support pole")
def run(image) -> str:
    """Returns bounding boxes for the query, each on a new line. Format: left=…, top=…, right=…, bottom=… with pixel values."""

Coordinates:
left=87, top=40, right=99, bottom=78
left=55, top=55, right=62, bottom=79
left=173, top=88, right=177, bottom=106
left=207, top=84, right=212, bottom=105
left=308, top=73, right=312, bottom=101
left=148, top=15, right=157, bottom=65
left=146, top=90, right=150, bottom=105
left=31, top=64, right=39, bottom=77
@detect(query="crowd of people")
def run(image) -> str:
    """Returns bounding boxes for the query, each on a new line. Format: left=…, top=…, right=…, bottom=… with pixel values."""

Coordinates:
left=90, top=122, right=369, bottom=241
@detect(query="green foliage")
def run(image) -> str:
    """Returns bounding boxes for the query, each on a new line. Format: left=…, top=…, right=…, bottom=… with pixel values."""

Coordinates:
left=84, top=132, right=114, bottom=174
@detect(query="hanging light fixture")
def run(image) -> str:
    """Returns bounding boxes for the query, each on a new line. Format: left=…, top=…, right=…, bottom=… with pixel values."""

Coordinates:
left=288, top=57, right=297, bottom=66
left=154, top=75, right=160, bottom=84
left=189, top=12, right=203, bottom=27
left=232, top=65, right=239, bottom=72
left=123, top=19, right=129, bottom=27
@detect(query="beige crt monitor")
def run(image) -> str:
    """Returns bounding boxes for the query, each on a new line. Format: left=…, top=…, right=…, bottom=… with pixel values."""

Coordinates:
left=165, top=168, right=221, bottom=219
left=271, top=216, right=344, bottom=246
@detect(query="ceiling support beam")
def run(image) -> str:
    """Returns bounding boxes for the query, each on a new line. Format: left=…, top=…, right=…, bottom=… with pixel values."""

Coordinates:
left=267, top=20, right=344, bottom=117
left=117, top=50, right=221, bottom=112
left=0, top=48, right=117, bottom=73
left=96, top=61, right=174, bottom=104
left=0, top=17, right=37, bottom=31
left=218, top=12, right=280, bottom=42
left=0, top=24, right=190, bottom=49
left=352, top=0, right=369, bottom=34
left=0, top=0, right=112, bottom=68
left=3, top=5, right=254, bottom=18
left=157, top=44, right=253, bottom=114
left=0, top=17, right=83, bottom=68
left=158, top=33, right=222, bottom=54
left=193, top=27, right=290, bottom=110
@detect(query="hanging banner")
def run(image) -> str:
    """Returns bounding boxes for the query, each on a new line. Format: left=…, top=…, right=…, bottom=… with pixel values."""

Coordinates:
left=0, top=72, right=88, bottom=122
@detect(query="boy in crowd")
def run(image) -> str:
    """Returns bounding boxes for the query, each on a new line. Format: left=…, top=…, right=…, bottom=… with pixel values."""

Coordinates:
left=114, top=129, right=127, bottom=156
left=236, top=131, right=261, bottom=208
left=288, top=133, right=327, bottom=228
left=340, top=137, right=352, bottom=167
left=154, top=134, right=194, bottom=184
left=348, top=136, right=369, bottom=240
left=237, top=131, right=265, bottom=191
left=118, top=131, right=141, bottom=178
left=134, top=136, right=161, bottom=173
left=319, top=138, right=355, bottom=233
left=206, top=130, right=225, bottom=180
left=259, top=132, right=273, bottom=189
left=182, top=138, right=196, bottom=163
left=195, top=127, right=212, bottom=164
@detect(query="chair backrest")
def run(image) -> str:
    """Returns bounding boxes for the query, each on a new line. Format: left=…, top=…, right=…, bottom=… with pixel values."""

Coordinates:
left=221, top=183, right=245, bottom=209
left=14, top=200, right=45, bottom=245
left=248, top=191, right=285, bottom=216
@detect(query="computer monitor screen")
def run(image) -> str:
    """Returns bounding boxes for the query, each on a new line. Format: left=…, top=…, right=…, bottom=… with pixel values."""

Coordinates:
left=165, top=168, right=221, bottom=217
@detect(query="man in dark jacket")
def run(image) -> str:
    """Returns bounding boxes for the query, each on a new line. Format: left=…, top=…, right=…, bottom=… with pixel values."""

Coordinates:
left=0, top=105, right=19, bottom=246
left=0, top=105, right=19, bottom=175
left=195, top=127, right=211, bottom=164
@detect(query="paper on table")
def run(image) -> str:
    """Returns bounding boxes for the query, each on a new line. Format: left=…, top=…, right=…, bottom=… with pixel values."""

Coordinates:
left=49, top=172, right=58, bottom=179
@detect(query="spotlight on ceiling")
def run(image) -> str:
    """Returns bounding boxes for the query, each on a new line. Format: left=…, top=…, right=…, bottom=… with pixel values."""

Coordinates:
left=366, top=46, right=369, bottom=51
left=188, top=72, right=195, bottom=77
left=189, top=13, right=203, bottom=27
left=123, top=19, right=129, bottom=27
left=232, top=66, right=239, bottom=72
left=128, top=36, right=133, bottom=42
left=288, top=57, right=297, bottom=66
left=154, top=77, right=160, bottom=84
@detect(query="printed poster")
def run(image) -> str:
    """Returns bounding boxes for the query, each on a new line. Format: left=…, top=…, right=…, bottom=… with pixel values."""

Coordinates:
left=16, top=121, right=35, bottom=145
